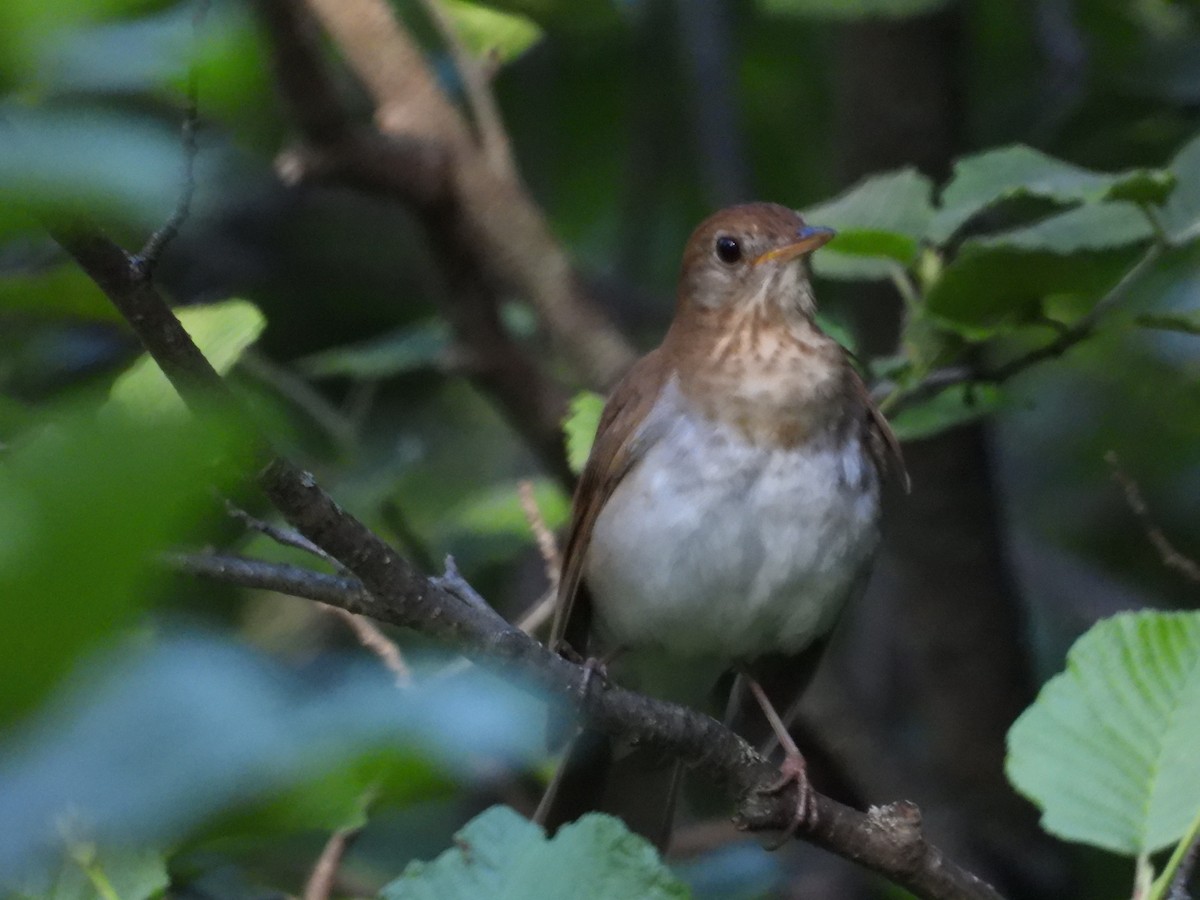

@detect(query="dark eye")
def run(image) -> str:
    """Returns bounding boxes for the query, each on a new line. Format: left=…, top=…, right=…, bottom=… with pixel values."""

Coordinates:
left=715, top=236, right=742, bottom=265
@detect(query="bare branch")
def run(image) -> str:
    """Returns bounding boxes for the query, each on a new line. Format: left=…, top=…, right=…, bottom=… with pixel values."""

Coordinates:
left=413, top=0, right=512, bottom=170
left=883, top=246, right=1163, bottom=417
left=302, top=821, right=364, bottom=900
left=321, top=604, right=413, bottom=688
left=63, top=203, right=1006, bottom=900
left=257, top=0, right=637, bottom=398
left=134, top=0, right=209, bottom=278
left=1106, top=452, right=1200, bottom=585
left=518, top=479, right=561, bottom=595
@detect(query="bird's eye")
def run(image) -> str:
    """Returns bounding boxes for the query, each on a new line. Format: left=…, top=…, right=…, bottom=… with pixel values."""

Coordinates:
left=715, top=236, right=742, bottom=265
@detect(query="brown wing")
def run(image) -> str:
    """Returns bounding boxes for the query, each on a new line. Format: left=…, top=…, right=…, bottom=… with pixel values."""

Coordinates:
left=550, top=349, right=672, bottom=655
left=853, top=372, right=909, bottom=492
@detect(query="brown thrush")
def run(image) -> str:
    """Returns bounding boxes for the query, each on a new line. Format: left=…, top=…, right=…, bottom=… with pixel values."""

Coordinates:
left=537, top=202, right=905, bottom=849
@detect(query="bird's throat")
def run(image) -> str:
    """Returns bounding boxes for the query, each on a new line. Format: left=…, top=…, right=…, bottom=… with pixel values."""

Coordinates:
left=666, top=308, right=849, bottom=449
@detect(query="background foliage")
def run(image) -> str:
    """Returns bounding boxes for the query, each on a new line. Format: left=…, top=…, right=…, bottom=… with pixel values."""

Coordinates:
left=2, top=0, right=1199, bottom=897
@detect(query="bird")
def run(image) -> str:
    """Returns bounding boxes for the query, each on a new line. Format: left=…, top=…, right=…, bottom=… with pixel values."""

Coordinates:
left=535, top=201, right=905, bottom=851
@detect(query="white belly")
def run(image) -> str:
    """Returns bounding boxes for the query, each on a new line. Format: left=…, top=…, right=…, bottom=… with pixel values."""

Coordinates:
left=584, top=392, right=880, bottom=665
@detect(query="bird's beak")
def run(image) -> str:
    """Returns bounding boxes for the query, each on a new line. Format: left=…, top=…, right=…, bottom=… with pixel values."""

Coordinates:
left=752, top=225, right=837, bottom=266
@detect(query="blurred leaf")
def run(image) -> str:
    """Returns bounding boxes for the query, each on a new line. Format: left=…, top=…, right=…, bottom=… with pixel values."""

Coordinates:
left=929, top=146, right=1175, bottom=244
left=973, top=202, right=1154, bottom=253
left=298, top=320, right=451, bottom=380
left=442, top=0, right=543, bottom=64
left=0, top=108, right=186, bottom=235
left=0, top=0, right=167, bottom=85
left=1135, top=311, right=1200, bottom=335
left=0, top=263, right=122, bottom=321
left=0, top=410, right=247, bottom=728
left=1160, top=132, right=1200, bottom=245
left=0, top=635, right=549, bottom=879
left=889, top=383, right=1003, bottom=441
left=9, top=844, right=170, bottom=900
left=19, top=3, right=275, bottom=141
left=106, top=299, right=265, bottom=417
left=924, top=245, right=1138, bottom=337
left=806, top=168, right=933, bottom=281
left=448, top=478, right=568, bottom=538
left=380, top=807, right=689, bottom=900
left=757, top=0, right=950, bottom=20
left=1006, top=611, right=1200, bottom=855
left=563, top=391, right=604, bottom=475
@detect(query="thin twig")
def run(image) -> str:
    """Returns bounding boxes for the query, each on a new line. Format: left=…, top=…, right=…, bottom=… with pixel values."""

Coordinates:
left=66, top=205, right=1006, bottom=900
left=320, top=604, right=413, bottom=687
left=515, top=591, right=556, bottom=636
left=414, top=0, right=512, bottom=171
left=302, top=822, right=364, bottom=900
left=883, top=245, right=1162, bottom=416
left=224, top=500, right=341, bottom=567
left=518, top=479, right=561, bottom=595
left=134, top=0, right=210, bottom=278
left=1168, top=827, right=1200, bottom=900
left=1106, top=452, right=1200, bottom=585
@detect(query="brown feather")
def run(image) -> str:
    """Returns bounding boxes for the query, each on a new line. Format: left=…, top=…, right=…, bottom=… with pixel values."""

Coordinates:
left=549, top=348, right=672, bottom=656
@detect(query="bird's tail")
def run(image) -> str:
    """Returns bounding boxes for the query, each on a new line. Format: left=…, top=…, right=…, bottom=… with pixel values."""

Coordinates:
left=534, top=726, right=682, bottom=853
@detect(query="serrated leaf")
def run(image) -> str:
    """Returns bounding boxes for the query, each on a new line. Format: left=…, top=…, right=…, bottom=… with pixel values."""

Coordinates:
left=924, top=244, right=1138, bottom=337
left=380, top=806, right=689, bottom=900
left=563, top=391, right=604, bottom=475
left=929, top=145, right=1175, bottom=244
left=974, top=202, right=1154, bottom=254
left=106, top=299, right=265, bottom=417
left=757, top=0, right=950, bottom=19
left=889, top=383, right=1002, bottom=441
left=1135, top=311, right=1200, bottom=336
left=1160, top=132, right=1200, bottom=245
left=442, top=0, right=542, bottom=64
left=1006, top=611, right=1200, bottom=856
left=298, top=320, right=451, bottom=379
left=805, top=168, right=933, bottom=281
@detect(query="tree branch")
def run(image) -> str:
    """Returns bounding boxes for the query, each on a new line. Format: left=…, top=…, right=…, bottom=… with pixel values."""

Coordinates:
left=254, top=0, right=637, bottom=486
left=883, top=245, right=1163, bottom=417
left=63, top=223, right=1004, bottom=900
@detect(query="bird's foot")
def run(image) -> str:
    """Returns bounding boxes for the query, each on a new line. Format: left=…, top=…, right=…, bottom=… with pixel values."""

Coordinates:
left=578, top=655, right=611, bottom=701
left=757, top=750, right=816, bottom=849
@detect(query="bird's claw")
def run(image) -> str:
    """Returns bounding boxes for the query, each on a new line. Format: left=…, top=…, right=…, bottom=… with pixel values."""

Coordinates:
left=578, top=656, right=610, bottom=701
left=757, top=752, right=816, bottom=849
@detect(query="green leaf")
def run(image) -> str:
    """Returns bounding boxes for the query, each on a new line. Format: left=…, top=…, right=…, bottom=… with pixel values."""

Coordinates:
left=380, top=806, right=689, bottom=900
left=297, top=320, right=451, bottom=379
left=1006, top=611, right=1200, bottom=856
left=1135, top=311, right=1200, bottom=335
left=442, top=0, right=543, bottom=64
left=924, top=245, right=1138, bottom=337
left=0, top=636, right=547, bottom=876
left=757, top=0, right=951, bottom=20
left=889, top=383, right=1003, bottom=441
left=563, top=391, right=604, bottom=475
left=973, top=202, right=1154, bottom=254
left=1160, top=132, right=1200, bottom=246
left=929, top=145, right=1175, bottom=244
left=12, top=844, right=170, bottom=900
left=805, top=168, right=933, bottom=281
left=0, top=411, right=247, bottom=727
left=0, top=108, right=188, bottom=235
left=0, top=263, right=122, bottom=321
left=448, top=479, right=569, bottom=538
left=106, top=299, right=265, bottom=417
